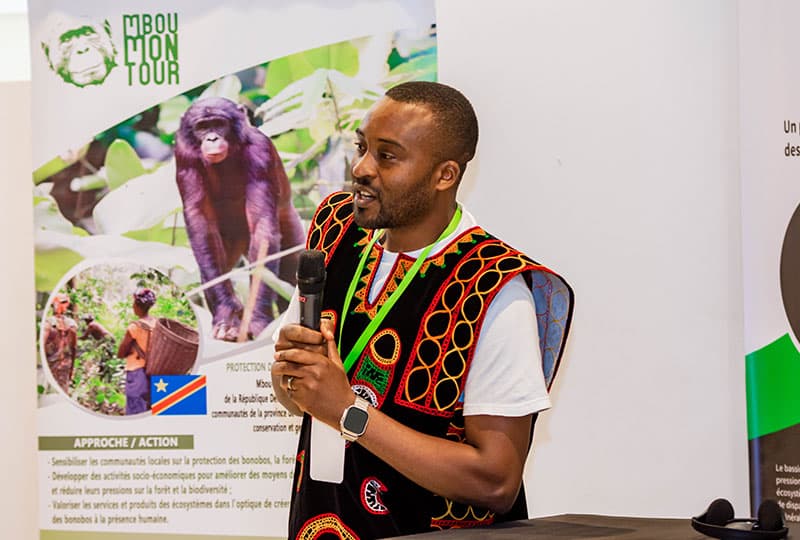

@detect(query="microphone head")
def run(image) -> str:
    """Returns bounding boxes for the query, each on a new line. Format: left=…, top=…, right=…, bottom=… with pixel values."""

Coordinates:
left=297, top=249, right=326, bottom=295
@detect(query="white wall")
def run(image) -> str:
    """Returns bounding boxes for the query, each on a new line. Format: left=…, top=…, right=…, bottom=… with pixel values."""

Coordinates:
left=0, top=81, right=37, bottom=540
left=0, top=12, right=30, bottom=82
left=1, top=18, right=36, bottom=540
left=3, top=1, right=748, bottom=537
left=438, top=0, right=747, bottom=519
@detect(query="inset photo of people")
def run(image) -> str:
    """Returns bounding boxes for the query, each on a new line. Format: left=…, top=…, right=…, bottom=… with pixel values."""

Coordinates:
left=39, top=262, right=199, bottom=416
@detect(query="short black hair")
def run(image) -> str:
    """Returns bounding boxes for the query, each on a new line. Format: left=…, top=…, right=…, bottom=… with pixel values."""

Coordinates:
left=385, top=81, right=478, bottom=177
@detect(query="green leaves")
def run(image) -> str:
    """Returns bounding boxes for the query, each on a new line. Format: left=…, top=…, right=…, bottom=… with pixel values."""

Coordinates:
left=32, top=145, right=89, bottom=185
left=93, top=159, right=181, bottom=235
left=384, top=49, right=438, bottom=84
left=157, top=94, right=191, bottom=136
left=105, top=139, right=147, bottom=191
left=254, top=67, right=385, bottom=200
left=70, top=173, right=108, bottom=192
left=32, top=28, right=439, bottom=317
left=200, top=74, right=243, bottom=102
left=35, top=248, right=83, bottom=292
left=265, top=41, right=360, bottom=97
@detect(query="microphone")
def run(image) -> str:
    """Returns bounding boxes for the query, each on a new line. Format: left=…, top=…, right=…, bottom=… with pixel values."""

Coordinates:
left=297, top=250, right=325, bottom=330
left=296, top=250, right=345, bottom=484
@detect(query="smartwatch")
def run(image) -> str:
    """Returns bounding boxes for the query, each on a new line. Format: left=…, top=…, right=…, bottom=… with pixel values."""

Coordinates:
left=340, top=396, right=370, bottom=442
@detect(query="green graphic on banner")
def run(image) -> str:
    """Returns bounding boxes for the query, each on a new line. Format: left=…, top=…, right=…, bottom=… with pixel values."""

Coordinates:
left=122, top=13, right=180, bottom=86
left=746, top=333, right=800, bottom=439
left=39, top=435, right=193, bottom=451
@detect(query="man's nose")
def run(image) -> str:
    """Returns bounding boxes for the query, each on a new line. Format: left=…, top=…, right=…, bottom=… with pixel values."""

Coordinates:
left=351, top=151, right=375, bottom=181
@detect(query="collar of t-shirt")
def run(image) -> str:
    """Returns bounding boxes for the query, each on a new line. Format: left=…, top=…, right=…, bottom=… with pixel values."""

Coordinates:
left=369, top=206, right=476, bottom=303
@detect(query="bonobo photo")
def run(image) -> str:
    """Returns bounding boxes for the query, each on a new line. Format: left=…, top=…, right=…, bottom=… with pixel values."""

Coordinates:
left=41, top=19, right=118, bottom=87
left=175, top=97, right=304, bottom=341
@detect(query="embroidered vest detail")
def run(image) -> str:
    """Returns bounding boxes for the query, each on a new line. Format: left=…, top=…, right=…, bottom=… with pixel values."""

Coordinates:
left=289, top=192, right=574, bottom=539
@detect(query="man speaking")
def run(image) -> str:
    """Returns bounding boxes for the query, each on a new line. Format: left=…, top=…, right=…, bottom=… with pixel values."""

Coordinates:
left=271, top=81, right=573, bottom=538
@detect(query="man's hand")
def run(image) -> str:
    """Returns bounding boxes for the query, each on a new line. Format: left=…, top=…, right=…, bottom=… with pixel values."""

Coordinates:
left=271, top=321, right=533, bottom=515
left=271, top=320, right=355, bottom=425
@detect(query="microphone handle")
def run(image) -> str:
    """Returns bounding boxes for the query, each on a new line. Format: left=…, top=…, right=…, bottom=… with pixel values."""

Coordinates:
left=299, top=292, right=322, bottom=331
left=298, top=289, right=345, bottom=483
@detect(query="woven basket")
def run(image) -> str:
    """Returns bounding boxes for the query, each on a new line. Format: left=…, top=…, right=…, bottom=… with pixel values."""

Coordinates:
left=145, top=318, right=199, bottom=376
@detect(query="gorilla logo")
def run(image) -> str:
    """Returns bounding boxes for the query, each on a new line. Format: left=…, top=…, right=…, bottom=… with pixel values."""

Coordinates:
left=41, top=19, right=118, bottom=87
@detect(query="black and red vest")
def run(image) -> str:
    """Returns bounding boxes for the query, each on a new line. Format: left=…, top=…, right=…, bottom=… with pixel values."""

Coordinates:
left=288, top=192, right=573, bottom=539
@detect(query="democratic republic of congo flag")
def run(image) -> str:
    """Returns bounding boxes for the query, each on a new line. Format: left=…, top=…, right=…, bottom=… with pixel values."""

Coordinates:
left=151, top=374, right=207, bottom=415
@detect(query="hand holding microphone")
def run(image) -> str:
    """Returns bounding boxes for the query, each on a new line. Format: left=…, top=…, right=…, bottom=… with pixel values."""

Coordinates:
left=298, top=249, right=347, bottom=484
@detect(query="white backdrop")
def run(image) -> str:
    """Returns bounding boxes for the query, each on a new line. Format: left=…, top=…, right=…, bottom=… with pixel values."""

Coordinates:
left=2, top=1, right=748, bottom=539
left=1, top=80, right=38, bottom=540
left=438, top=0, right=747, bottom=519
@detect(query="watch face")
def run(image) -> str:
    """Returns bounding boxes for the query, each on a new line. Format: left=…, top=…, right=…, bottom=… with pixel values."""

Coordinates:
left=343, top=406, right=369, bottom=434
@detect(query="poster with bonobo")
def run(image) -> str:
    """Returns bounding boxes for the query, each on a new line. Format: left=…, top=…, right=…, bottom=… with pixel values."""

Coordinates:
left=741, top=1, right=800, bottom=533
left=28, top=1, right=436, bottom=538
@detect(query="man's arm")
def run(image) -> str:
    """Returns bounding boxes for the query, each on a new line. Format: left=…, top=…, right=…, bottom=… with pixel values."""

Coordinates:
left=360, top=408, right=532, bottom=513
left=272, top=322, right=532, bottom=514
left=117, top=327, right=133, bottom=359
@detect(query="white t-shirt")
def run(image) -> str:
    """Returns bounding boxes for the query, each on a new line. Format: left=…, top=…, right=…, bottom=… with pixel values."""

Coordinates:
left=279, top=207, right=550, bottom=417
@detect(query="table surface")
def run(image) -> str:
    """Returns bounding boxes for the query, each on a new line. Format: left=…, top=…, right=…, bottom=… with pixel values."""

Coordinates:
left=389, top=513, right=753, bottom=539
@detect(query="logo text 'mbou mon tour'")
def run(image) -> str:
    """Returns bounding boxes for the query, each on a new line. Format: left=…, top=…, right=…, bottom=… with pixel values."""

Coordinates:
left=123, top=13, right=179, bottom=86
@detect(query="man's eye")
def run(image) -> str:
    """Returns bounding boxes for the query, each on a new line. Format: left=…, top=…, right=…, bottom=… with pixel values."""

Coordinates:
left=379, top=153, right=395, bottom=161
left=354, top=142, right=366, bottom=154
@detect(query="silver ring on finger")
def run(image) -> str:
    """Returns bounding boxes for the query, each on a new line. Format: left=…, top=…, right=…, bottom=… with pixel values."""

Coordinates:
left=287, top=375, right=296, bottom=393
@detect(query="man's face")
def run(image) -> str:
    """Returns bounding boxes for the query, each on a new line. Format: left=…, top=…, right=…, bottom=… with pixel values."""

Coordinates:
left=351, top=98, right=442, bottom=230
left=53, top=296, right=70, bottom=315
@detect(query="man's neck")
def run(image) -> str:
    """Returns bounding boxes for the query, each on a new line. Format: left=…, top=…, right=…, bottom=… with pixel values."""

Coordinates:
left=382, top=204, right=457, bottom=253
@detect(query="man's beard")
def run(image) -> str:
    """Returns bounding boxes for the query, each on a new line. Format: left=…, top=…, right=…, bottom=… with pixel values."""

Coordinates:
left=352, top=181, right=434, bottom=231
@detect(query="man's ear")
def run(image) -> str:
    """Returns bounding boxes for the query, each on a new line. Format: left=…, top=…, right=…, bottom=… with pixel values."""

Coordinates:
left=435, top=160, right=461, bottom=191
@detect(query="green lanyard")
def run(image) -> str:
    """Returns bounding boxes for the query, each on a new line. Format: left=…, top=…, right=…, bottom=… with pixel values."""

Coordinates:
left=338, top=206, right=462, bottom=374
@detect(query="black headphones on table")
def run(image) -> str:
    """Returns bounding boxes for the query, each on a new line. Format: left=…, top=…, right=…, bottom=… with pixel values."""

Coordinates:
left=691, top=498, right=788, bottom=539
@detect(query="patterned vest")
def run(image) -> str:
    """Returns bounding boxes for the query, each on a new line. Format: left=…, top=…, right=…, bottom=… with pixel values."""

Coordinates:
left=288, top=192, right=573, bottom=539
